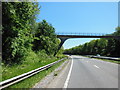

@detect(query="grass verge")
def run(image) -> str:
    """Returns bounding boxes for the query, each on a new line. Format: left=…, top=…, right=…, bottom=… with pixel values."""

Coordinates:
left=91, top=58, right=120, bottom=64
left=2, top=51, right=66, bottom=81
left=3, top=59, right=68, bottom=89
left=2, top=50, right=67, bottom=89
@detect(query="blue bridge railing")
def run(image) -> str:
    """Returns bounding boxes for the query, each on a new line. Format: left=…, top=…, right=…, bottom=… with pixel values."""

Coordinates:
left=56, top=32, right=109, bottom=36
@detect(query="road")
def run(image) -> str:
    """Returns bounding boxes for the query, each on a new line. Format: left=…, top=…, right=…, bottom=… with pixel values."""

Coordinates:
left=46, top=55, right=118, bottom=88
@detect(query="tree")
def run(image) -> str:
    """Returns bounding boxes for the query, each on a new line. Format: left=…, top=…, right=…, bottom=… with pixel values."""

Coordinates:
left=33, top=20, right=58, bottom=55
left=2, top=2, right=39, bottom=64
left=64, top=27, right=120, bottom=57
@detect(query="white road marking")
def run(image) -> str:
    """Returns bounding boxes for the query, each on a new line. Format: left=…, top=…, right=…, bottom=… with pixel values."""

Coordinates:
left=63, top=57, right=73, bottom=88
left=93, top=65, right=100, bottom=69
left=92, top=58, right=118, bottom=65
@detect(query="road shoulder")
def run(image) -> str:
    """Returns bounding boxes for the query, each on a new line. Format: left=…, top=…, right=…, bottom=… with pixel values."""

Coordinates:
left=46, top=58, right=71, bottom=88
left=33, top=59, right=70, bottom=88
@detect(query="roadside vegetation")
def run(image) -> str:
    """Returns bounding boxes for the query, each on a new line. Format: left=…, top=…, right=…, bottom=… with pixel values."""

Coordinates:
left=4, top=59, right=68, bottom=89
left=2, top=2, right=66, bottom=88
left=2, top=1, right=119, bottom=88
left=64, top=27, right=120, bottom=58
left=2, top=51, right=65, bottom=81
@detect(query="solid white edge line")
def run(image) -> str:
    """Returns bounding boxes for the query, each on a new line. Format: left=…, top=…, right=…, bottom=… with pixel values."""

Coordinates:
left=63, top=57, right=73, bottom=88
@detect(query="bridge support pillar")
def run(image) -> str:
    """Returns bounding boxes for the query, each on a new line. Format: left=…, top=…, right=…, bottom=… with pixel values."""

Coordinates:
left=54, top=37, right=68, bottom=56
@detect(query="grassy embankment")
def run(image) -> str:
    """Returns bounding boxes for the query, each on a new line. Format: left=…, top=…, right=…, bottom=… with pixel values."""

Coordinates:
left=2, top=51, right=67, bottom=88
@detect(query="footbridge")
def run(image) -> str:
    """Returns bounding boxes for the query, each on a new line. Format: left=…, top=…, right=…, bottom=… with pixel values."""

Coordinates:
left=54, top=32, right=120, bottom=56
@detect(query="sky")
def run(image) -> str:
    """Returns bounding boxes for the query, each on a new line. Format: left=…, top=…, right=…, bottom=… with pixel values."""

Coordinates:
left=37, top=2, right=118, bottom=49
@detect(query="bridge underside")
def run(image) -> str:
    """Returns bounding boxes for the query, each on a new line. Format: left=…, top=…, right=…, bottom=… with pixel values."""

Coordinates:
left=54, top=35, right=120, bottom=56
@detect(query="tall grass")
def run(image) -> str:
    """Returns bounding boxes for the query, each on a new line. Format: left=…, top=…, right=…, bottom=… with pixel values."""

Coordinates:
left=6, top=59, right=67, bottom=88
left=2, top=50, right=64, bottom=81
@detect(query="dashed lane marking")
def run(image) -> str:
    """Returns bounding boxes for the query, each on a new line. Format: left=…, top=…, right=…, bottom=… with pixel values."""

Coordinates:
left=93, top=65, right=100, bottom=69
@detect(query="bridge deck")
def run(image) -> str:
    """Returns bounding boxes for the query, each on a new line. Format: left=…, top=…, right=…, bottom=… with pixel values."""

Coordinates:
left=57, top=35, right=120, bottom=38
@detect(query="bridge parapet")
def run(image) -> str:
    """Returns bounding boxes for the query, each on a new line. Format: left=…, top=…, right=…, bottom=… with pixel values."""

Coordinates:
left=56, top=32, right=107, bottom=36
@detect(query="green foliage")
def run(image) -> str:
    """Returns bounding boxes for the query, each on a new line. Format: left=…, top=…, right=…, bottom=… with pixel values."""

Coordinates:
left=33, top=20, right=58, bottom=55
left=2, top=2, right=39, bottom=64
left=2, top=2, right=64, bottom=65
left=114, top=27, right=120, bottom=35
left=2, top=58, right=67, bottom=88
left=2, top=2, right=65, bottom=89
left=64, top=27, right=120, bottom=57
left=2, top=50, right=64, bottom=81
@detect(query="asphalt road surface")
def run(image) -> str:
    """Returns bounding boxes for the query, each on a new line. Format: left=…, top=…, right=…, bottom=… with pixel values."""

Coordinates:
left=46, top=55, right=118, bottom=88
